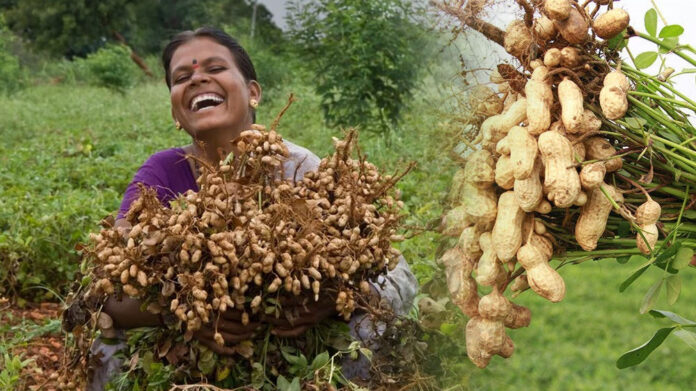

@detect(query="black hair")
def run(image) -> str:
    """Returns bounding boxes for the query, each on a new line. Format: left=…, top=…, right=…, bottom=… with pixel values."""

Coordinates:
left=162, top=27, right=258, bottom=89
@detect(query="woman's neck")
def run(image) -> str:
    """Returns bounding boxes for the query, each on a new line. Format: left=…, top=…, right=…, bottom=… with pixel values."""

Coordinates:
left=189, top=125, right=247, bottom=165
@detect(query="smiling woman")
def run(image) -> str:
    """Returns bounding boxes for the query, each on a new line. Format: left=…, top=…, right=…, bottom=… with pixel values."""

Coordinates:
left=88, top=27, right=417, bottom=390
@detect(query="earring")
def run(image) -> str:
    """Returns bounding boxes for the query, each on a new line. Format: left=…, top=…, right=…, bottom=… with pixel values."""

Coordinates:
left=175, top=120, right=181, bottom=130
left=249, top=99, right=259, bottom=109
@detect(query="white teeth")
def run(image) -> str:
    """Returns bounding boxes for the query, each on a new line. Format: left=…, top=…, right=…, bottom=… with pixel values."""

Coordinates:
left=190, top=93, right=224, bottom=111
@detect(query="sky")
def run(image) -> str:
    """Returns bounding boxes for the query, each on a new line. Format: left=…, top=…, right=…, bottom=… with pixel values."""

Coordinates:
left=256, top=0, right=289, bottom=29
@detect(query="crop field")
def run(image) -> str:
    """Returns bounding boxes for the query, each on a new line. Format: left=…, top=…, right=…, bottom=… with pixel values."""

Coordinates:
left=1, top=78, right=695, bottom=390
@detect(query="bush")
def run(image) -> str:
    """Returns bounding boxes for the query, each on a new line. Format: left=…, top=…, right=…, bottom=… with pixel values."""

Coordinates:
left=80, top=44, right=139, bottom=92
left=0, top=21, right=25, bottom=95
left=287, top=0, right=433, bottom=135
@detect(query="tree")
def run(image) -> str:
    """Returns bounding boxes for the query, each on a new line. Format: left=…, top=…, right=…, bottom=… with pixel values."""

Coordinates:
left=287, top=0, right=432, bottom=135
left=0, top=0, right=282, bottom=75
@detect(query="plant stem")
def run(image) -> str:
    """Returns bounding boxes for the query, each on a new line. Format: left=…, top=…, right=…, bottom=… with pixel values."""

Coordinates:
left=636, top=32, right=696, bottom=67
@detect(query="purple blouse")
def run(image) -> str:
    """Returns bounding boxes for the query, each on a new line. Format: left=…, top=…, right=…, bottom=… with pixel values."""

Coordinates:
left=117, top=148, right=198, bottom=219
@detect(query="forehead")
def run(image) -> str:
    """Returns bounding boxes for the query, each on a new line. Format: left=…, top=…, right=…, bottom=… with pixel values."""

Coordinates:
left=170, top=37, right=236, bottom=69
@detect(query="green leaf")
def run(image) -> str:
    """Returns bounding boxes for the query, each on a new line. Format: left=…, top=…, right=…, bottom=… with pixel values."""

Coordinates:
left=640, top=278, right=663, bottom=314
left=616, top=256, right=630, bottom=265
left=672, top=247, right=693, bottom=270
left=635, top=52, right=659, bottom=69
left=309, top=351, right=330, bottom=371
left=440, top=322, right=457, bottom=335
left=616, top=327, right=676, bottom=369
left=619, top=259, right=650, bottom=292
left=673, top=329, right=696, bottom=351
left=277, top=375, right=291, bottom=390
left=650, top=310, right=696, bottom=325
left=665, top=275, right=681, bottom=305
left=645, top=9, right=658, bottom=37
left=607, top=30, right=628, bottom=50
left=359, top=347, right=373, bottom=362
left=289, top=377, right=301, bottom=391
left=659, top=25, right=684, bottom=38
left=658, top=37, right=679, bottom=54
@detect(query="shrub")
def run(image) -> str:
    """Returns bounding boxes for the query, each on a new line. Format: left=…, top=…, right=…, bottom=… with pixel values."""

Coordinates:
left=80, top=44, right=139, bottom=92
left=287, top=0, right=433, bottom=135
left=0, top=20, right=25, bottom=95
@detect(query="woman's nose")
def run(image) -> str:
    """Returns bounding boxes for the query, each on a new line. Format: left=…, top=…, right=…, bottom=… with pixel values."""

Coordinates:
left=190, top=69, right=209, bottom=85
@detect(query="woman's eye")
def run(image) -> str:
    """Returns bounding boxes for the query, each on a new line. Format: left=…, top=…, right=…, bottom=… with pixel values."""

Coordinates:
left=174, top=74, right=190, bottom=83
left=209, top=66, right=225, bottom=73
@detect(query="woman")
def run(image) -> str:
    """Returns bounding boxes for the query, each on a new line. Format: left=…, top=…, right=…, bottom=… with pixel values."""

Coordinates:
left=91, top=27, right=417, bottom=389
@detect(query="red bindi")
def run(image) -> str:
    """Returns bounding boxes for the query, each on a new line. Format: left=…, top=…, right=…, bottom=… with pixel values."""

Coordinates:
left=192, top=59, right=199, bottom=69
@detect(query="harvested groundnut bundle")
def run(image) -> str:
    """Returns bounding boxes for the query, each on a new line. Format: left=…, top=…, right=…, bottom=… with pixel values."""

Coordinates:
left=560, top=47, right=581, bottom=68
left=584, top=137, right=623, bottom=172
left=469, top=85, right=504, bottom=118
left=510, top=275, right=529, bottom=292
left=441, top=247, right=479, bottom=318
left=556, top=8, right=589, bottom=44
left=558, top=78, right=585, bottom=133
left=637, top=224, right=659, bottom=254
left=551, top=120, right=586, bottom=161
left=517, top=240, right=565, bottom=302
left=580, top=162, right=606, bottom=190
left=442, top=205, right=472, bottom=237
left=525, top=66, right=553, bottom=135
left=573, top=191, right=588, bottom=206
left=577, top=109, right=602, bottom=134
left=543, top=48, right=561, bottom=67
left=476, top=232, right=503, bottom=287
left=496, top=126, right=538, bottom=180
left=480, top=98, right=528, bottom=150
left=492, top=191, right=526, bottom=262
left=504, top=20, right=533, bottom=58
left=544, top=0, right=572, bottom=20
left=600, top=70, right=630, bottom=120
left=460, top=181, right=498, bottom=230
left=534, top=15, right=557, bottom=41
left=514, top=158, right=544, bottom=212
left=538, top=131, right=582, bottom=208
left=495, top=155, right=515, bottom=190
left=466, top=288, right=514, bottom=368
left=635, top=198, right=661, bottom=254
left=535, top=200, right=553, bottom=214
left=490, top=68, right=506, bottom=84
left=575, top=184, right=623, bottom=251
left=447, top=168, right=467, bottom=205
left=604, top=69, right=630, bottom=92
left=529, top=59, right=544, bottom=70
left=463, top=149, right=496, bottom=188
left=504, top=302, right=531, bottom=329
left=593, top=8, right=630, bottom=39
left=458, top=226, right=483, bottom=260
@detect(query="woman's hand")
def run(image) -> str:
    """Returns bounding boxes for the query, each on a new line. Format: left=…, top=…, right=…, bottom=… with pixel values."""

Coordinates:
left=264, top=292, right=338, bottom=338
left=194, top=309, right=261, bottom=355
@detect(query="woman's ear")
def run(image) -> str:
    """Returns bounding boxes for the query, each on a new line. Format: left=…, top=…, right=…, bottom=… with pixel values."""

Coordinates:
left=249, top=80, right=262, bottom=104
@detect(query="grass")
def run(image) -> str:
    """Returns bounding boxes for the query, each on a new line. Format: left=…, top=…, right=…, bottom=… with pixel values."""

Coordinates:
left=1, top=75, right=695, bottom=390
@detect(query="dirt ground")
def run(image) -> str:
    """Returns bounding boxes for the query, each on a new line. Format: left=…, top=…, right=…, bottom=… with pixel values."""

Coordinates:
left=1, top=298, right=65, bottom=391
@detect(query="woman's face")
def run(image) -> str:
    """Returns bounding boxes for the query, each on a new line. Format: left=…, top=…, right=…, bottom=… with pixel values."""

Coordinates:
left=168, top=37, right=260, bottom=137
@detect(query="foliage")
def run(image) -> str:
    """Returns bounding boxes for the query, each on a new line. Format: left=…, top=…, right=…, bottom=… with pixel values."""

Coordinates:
left=1, top=0, right=282, bottom=59
left=2, top=0, right=137, bottom=58
left=287, top=0, right=433, bottom=135
left=0, top=16, right=25, bottom=94
left=104, top=322, right=363, bottom=390
left=0, top=352, right=31, bottom=390
left=78, top=44, right=139, bottom=92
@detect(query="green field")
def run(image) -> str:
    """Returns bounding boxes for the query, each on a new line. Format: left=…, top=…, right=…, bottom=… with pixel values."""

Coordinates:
left=1, top=79, right=695, bottom=390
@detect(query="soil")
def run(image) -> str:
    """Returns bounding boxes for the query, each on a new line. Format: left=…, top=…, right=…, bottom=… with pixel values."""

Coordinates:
left=0, top=298, right=66, bottom=391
